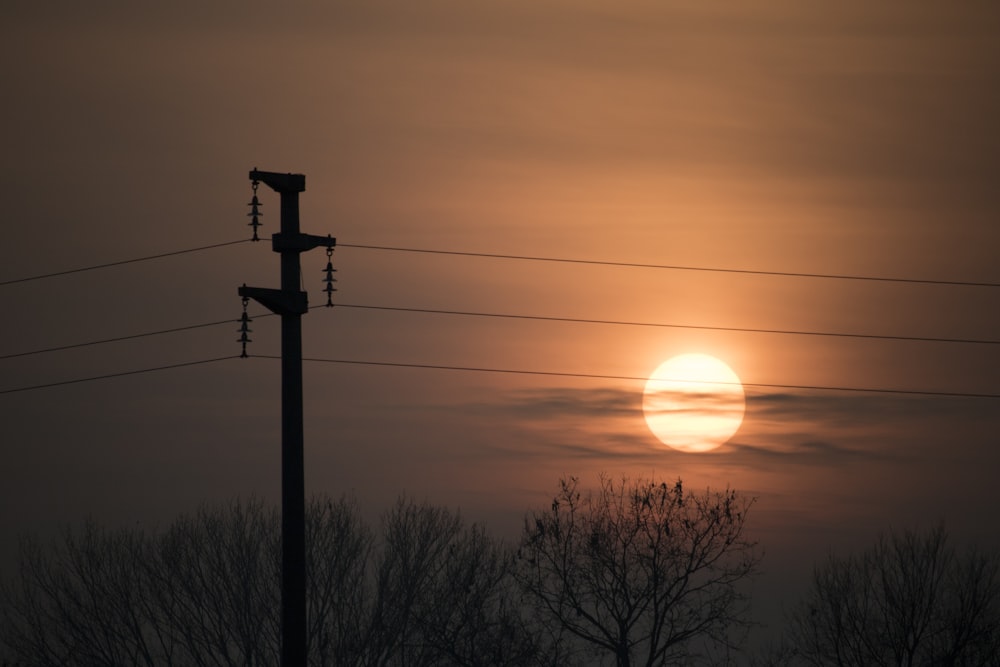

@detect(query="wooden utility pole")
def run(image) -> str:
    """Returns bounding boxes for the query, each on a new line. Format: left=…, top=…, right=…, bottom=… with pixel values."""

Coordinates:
left=239, top=168, right=335, bottom=666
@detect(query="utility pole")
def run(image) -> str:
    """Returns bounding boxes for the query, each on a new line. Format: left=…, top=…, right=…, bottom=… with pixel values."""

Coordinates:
left=239, top=169, right=335, bottom=666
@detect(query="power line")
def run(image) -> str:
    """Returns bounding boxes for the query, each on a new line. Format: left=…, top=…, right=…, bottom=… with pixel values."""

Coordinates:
left=4, top=238, right=997, bottom=290
left=0, top=318, right=243, bottom=360
left=339, top=243, right=1000, bottom=289
left=0, top=356, right=241, bottom=395
left=334, top=303, right=1000, bottom=347
left=3, top=348, right=994, bottom=399
left=250, top=355, right=1000, bottom=400
left=0, top=239, right=252, bottom=286
left=0, top=308, right=332, bottom=361
left=5, top=298, right=996, bottom=364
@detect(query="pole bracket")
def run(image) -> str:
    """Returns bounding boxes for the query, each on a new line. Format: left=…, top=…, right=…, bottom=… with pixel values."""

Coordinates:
left=272, top=232, right=337, bottom=253
left=238, top=285, right=308, bottom=316
left=249, top=169, right=305, bottom=193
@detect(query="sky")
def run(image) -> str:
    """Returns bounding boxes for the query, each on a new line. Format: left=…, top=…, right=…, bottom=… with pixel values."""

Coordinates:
left=2, top=0, right=999, bottom=651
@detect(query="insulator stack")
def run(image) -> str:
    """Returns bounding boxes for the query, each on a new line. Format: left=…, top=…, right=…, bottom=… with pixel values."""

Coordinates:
left=238, top=294, right=253, bottom=357
left=247, top=180, right=263, bottom=241
left=322, top=244, right=337, bottom=307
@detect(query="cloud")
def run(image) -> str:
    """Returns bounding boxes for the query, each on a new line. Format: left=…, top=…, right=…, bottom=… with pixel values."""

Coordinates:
left=459, top=385, right=995, bottom=467
left=475, top=384, right=980, bottom=428
left=747, top=391, right=992, bottom=426
left=723, top=439, right=896, bottom=468
left=471, top=386, right=642, bottom=421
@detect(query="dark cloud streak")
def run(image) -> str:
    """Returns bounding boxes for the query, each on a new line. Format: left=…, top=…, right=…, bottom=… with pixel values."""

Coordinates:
left=467, top=384, right=993, bottom=466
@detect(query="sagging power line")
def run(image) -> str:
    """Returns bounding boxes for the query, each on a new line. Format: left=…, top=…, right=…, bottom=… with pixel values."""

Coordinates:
left=0, top=356, right=240, bottom=395
left=0, top=318, right=256, bottom=360
left=0, top=239, right=252, bottom=286
left=338, top=243, right=1000, bottom=289
left=269, top=354, right=1000, bottom=400
left=3, top=351, right=998, bottom=400
left=4, top=236, right=998, bottom=290
left=333, top=303, right=1000, bottom=347
left=4, top=299, right=998, bottom=365
left=0, top=174, right=995, bottom=405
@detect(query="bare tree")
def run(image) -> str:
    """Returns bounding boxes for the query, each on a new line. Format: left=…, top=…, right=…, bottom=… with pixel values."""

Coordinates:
left=0, top=520, right=166, bottom=666
left=410, top=522, right=540, bottom=666
left=360, top=497, right=541, bottom=667
left=784, top=524, right=1000, bottom=667
left=515, top=475, right=760, bottom=667
left=0, top=496, right=372, bottom=667
left=305, top=496, right=372, bottom=666
left=0, top=494, right=543, bottom=667
left=151, top=497, right=280, bottom=666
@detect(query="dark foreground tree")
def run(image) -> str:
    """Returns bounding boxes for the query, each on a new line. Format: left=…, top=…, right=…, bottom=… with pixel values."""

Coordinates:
left=0, top=498, right=340, bottom=665
left=360, top=497, right=541, bottom=666
left=515, top=475, right=760, bottom=666
left=782, top=524, right=1000, bottom=667
left=0, top=517, right=159, bottom=666
left=0, top=495, right=539, bottom=666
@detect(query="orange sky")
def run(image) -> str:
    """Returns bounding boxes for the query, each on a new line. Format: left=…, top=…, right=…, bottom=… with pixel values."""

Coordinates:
left=2, top=0, right=999, bottom=647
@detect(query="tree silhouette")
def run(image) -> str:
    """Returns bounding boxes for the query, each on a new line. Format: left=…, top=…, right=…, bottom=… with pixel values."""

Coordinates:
left=359, top=497, right=540, bottom=666
left=0, top=479, right=761, bottom=666
left=0, top=519, right=160, bottom=665
left=151, top=498, right=282, bottom=664
left=515, top=475, right=760, bottom=666
left=0, top=495, right=538, bottom=666
left=782, top=524, right=1000, bottom=666
left=303, top=497, right=371, bottom=665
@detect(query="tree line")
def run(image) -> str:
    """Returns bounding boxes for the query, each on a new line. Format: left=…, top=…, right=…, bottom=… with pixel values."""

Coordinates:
left=1, top=475, right=997, bottom=666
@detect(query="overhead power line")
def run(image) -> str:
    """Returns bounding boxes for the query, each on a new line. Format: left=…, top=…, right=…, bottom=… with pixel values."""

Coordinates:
left=3, top=349, right=995, bottom=399
left=0, top=308, right=335, bottom=361
left=334, top=303, right=1000, bottom=346
left=0, top=239, right=251, bottom=286
left=0, top=356, right=241, bottom=395
left=339, top=243, right=1000, bottom=289
left=3, top=238, right=997, bottom=290
left=0, top=318, right=244, bottom=360
left=250, top=355, right=1000, bottom=400
left=4, top=299, right=997, bottom=364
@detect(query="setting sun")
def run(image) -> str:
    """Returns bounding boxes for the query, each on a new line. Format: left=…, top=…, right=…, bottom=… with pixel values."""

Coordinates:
left=642, top=354, right=746, bottom=453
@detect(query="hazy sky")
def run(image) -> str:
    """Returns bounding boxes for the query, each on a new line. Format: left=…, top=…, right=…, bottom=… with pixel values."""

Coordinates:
left=2, top=0, right=999, bottom=647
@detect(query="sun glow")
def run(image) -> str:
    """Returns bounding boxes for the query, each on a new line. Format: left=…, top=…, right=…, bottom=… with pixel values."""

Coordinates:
left=642, top=353, right=746, bottom=453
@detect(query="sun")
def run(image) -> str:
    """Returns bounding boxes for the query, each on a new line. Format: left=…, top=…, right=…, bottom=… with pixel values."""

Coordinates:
left=642, top=353, right=746, bottom=453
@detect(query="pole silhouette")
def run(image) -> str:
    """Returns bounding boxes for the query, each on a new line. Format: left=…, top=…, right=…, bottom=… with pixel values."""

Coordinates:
left=239, top=169, right=335, bottom=666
